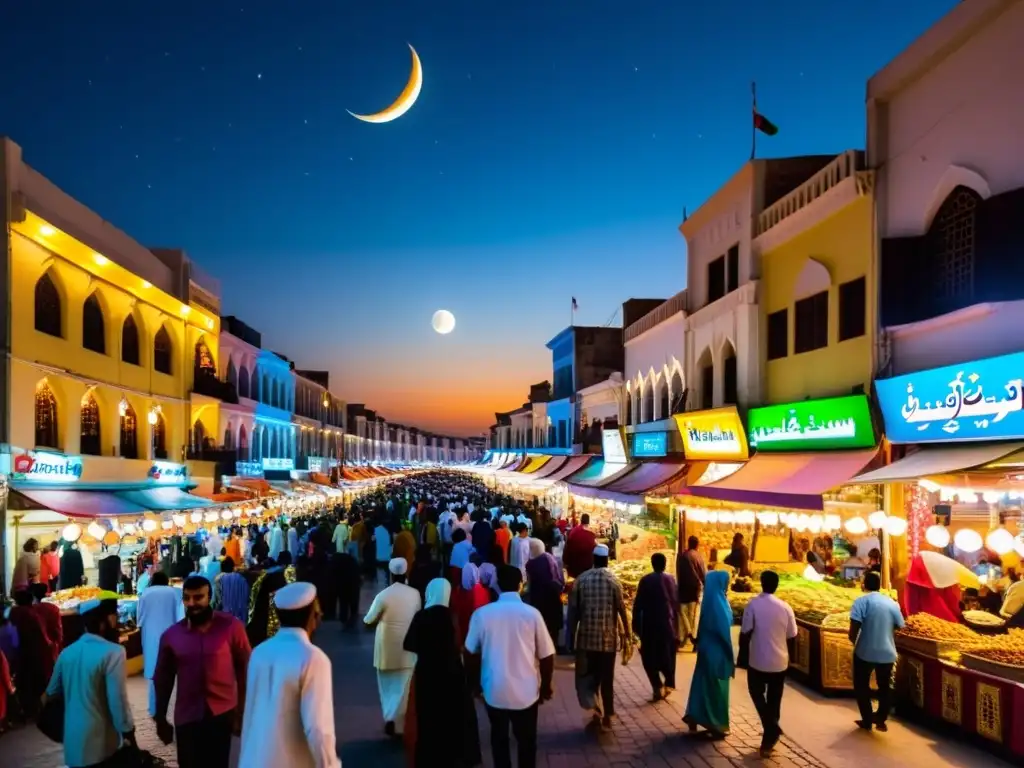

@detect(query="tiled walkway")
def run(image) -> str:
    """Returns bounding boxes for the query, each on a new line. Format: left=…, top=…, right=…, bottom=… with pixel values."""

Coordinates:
left=1, top=581, right=1007, bottom=767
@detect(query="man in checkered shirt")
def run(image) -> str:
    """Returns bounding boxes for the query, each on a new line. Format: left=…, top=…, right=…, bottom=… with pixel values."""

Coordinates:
left=570, top=543, right=629, bottom=731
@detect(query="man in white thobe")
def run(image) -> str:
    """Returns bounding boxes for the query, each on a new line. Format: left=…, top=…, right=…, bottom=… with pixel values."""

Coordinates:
left=288, top=525, right=301, bottom=561
left=136, top=571, right=185, bottom=716
left=332, top=518, right=350, bottom=554
left=363, top=557, right=421, bottom=736
left=240, top=582, right=339, bottom=768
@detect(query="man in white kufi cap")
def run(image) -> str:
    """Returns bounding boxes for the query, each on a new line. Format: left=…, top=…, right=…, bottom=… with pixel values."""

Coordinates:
left=364, top=557, right=421, bottom=736
left=239, top=582, right=340, bottom=767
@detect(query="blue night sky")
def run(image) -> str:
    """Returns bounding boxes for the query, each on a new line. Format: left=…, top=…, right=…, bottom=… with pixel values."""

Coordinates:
left=1, top=0, right=957, bottom=436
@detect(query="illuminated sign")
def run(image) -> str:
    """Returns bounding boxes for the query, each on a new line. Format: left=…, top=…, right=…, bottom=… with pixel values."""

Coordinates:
left=747, top=394, right=876, bottom=451
left=674, top=406, right=749, bottom=461
left=632, top=432, right=668, bottom=458
left=10, top=451, right=83, bottom=483
left=147, top=461, right=189, bottom=484
left=262, top=457, right=295, bottom=471
left=601, top=429, right=627, bottom=464
left=876, top=351, right=1024, bottom=444
left=235, top=461, right=264, bottom=477
left=306, top=457, right=325, bottom=473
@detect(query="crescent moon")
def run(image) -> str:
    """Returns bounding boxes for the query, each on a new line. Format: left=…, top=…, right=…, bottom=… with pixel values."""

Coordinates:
left=348, top=44, right=423, bottom=124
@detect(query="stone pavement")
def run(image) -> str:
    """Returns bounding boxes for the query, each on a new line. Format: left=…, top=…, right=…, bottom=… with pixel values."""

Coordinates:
left=0, top=580, right=1007, bottom=767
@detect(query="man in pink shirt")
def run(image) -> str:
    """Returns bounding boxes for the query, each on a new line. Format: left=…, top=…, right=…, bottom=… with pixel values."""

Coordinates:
left=153, top=575, right=251, bottom=768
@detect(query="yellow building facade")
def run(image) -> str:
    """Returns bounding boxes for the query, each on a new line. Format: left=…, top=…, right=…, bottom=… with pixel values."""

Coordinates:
left=757, top=151, right=877, bottom=404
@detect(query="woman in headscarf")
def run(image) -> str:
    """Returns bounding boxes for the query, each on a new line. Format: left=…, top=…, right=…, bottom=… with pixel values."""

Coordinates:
left=525, top=538, right=564, bottom=647
left=451, top=563, right=491, bottom=649
left=682, top=570, right=734, bottom=738
left=403, top=579, right=482, bottom=768
left=408, top=544, right=442, bottom=603
left=478, top=562, right=499, bottom=603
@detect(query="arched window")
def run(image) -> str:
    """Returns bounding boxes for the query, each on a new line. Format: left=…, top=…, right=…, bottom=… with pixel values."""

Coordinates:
left=34, top=271, right=62, bottom=338
left=224, top=427, right=234, bottom=450
left=670, top=371, right=685, bottom=414
left=722, top=342, right=738, bottom=406
left=658, top=378, right=670, bottom=420
left=931, top=186, right=980, bottom=301
left=251, top=369, right=261, bottom=401
left=35, top=381, right=59, bottom=449
left=120, top=403, right=138, bottom=459
left=153, top=412, right=167, bottom=459
left=238, top=424, right=248, bottom=459
left=121, top=315, right=140, bottom=365
left=226, top=359, right=237, bottom=390
left=82, top=293, right=106, bottom=354
left=80, top=393, right=101, bottom=455
left=642, top=384, right=654, bottom=424
left=194, top=337, right=216, bottom=381
left=238, top=365, right=250, bottom=398
left=191, top=420, right=206, bottom=454
left=697, top=348, right=715, bottom=410
left=262, top=374, right=270, bottom=405
left=625, top=390, right=633, bottom=426
left=153, top=325, right=172, bottom=375
left=261, top=427, right=270, bottom=460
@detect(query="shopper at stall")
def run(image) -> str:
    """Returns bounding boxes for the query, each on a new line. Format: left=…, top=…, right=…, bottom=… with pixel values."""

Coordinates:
left=9, top=589, right=52, bottom=718
left=741, top=569, right=797, bottom=757
left=403, top=577, right=481, bottom=768
left=59, top=541, right=86, bottom=590
left=138, top=571, right=185, bottom=716
left=11, top=538, right=41, bottom=591
left=848, top=570, right=904, bottom=732
left=683, top=570, right=733, bottom=739
left=364, top=558, right=421, bottom=736
left=464, top=564, right=555, bottom=768
left=39, top=540, right=60, bottom=594
left=677, top=535, right=706, bottom=651
left=632, top=552, right=678, bottom=702
left=153, top=575, right=252, bottom=768
left=563, top=514, right=597, bottom=579
left=723, top=532, right=752, bottom=578
left=29, top=582, right=62, bottom=660
left=239, top=582, right=340, bottom=768
left=571, top=543, right=629, bottom=731
left=43, top=596, right=135, bottom=768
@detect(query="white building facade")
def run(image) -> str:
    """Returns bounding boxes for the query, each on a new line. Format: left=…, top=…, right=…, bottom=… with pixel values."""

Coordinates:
left=623, top=293, right=687, bottom=425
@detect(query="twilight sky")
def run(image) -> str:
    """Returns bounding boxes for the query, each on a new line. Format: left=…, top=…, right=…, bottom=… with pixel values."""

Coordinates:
left=1, top=0, right=956, bottom=437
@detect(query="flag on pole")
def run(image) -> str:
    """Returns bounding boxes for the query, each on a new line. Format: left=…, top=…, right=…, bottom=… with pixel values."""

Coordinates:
left=753, top=111, right=778, bottom=136
left=572, top=297, right=578, bottom=311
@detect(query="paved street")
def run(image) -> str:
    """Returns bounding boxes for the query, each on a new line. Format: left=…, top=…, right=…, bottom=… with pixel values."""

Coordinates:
left=1, top=581, right=1006, bottom=767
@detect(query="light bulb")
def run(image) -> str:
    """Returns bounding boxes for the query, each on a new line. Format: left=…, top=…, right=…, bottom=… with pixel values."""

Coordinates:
left=986, top=527, right=1014, bottom=555
left=953, top=528, right=983, bottom=554
left=868, top=510, right=888, bottom=529
left=191, top=511, right=203, bottom=523
left=824, top=514, right=842, bottom=532
left=123, top=523, right=137, bottom=535
left=172, top=513, right=186, bottom=528
left=757, top=512, right=779, bottom=527
left=204, top=511, right=219, bottom=523
left=925, top=524, right=950, bottom=549
left=717, top=510, right=735, bottom=525
left=220, top=509, right=233, bottom=521
left=142, top=519, right=158, bottom=532
left=807, top=515, right=823, bottom=534
left=885, top=517, right=908, bottom=536
left=62, top=523, right=82, bottom=542
left=161, top=520, right=173, bottom=530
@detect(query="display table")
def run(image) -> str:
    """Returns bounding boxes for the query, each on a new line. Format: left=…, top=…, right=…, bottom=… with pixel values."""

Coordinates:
left=785, top=619, right=878, bottom=696
left=895, top=646, right=1024, bottom=762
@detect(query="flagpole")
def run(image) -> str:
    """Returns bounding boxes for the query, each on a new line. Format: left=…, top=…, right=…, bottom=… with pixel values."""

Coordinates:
left=750, top=81, right=757, bottom=161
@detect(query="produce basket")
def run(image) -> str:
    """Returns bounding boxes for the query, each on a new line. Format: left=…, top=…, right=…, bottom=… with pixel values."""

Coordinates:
left=960, top=652, right=1024, bottom=685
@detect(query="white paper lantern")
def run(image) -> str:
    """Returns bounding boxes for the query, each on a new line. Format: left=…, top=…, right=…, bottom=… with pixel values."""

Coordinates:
left=824, top=515, right=842, bottom=532
left=885, top=517, right=908, bottom=536
left=142, top=519, right=158, bottom=532
left=925, top=524, right=950, bottom=549
left=986, top=527, right=1014, bottom=556
left=220, top=510, right=233, bottom=521
left=807, top=515, right=823, bottom=534
left=190, top=511, right=203, bottom=524
left=868, top=510, right=888, bottom=529
left=1014, top=535, right=1024, bottom=558
left=757, top=511, right=779, bottom=527
left=123, top=523, right=137, bottom=535
left=735, top=510, right=756, bottom=525
left=160, top=520, right=173, bottom=530
left=717, top=510, right=735, bottom=525
left=232, top=508, right=243, bottom=518
left=62, top=523, right=82, bottom=542
left=172, top=513, right=186, bottom=528
left=953, top=528, right=983, bottom=554
left=204, top=511, right=219, bottom=523
left=87, top=522, right=106, bottom=541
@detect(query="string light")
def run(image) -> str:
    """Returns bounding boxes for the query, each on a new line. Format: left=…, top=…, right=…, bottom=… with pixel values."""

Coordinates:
left=925, top=524, right=950, bottom=548
left=953, top=528, right=983, bottom=554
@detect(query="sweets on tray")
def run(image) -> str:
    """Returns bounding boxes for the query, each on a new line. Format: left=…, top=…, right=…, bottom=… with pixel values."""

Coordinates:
left=966, top=630, right=1024, bottom=665
left=898, top=613, right=983, bottom=641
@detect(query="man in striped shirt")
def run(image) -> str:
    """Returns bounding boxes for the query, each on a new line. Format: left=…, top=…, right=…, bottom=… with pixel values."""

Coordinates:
left=214, top=557, right=250, bottom=624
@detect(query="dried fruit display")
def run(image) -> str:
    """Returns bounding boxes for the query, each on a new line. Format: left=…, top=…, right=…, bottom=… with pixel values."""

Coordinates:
left=898, top=613, right=982, bottom=641
left=821, top=613, right=851, bottom=631
left=962, top=610, right=1005, bottom=627
left=967, top=630, right=1024, bottom=666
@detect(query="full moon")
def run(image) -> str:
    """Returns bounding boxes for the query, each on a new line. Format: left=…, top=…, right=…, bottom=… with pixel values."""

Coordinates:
left=432, top=309, right=456, bottom=335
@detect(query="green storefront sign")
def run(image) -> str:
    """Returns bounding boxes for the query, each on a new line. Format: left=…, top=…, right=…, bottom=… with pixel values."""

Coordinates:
left=747, top=394, right=876, bottom=451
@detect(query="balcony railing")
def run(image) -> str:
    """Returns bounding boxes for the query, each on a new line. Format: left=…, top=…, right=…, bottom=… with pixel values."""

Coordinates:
left=756, top=150, right=864, bottom=236
left=186, top=447, right=238, bottom=463
left=624, top=290, right=687, bottom=343
left=192, top=372, right=239, bottom=404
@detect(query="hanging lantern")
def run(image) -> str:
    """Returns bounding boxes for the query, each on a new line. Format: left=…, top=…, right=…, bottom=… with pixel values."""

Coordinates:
left=824, top=514, right=842, bottom=532
left=885, top=517, right=908, bottom=537
left=204, top=511, right=219, bottom=523
left=62, top=523, right=83, bottom=542
left=868, top=510, right=888, bottom=529
left=87, top=521, right=106, bottom=541
left=807, top=515, right=823, bottom=534
left=160, top=520, right=173, bottom=531
left=757, top=511, right=779, bottom=527
left=221, top=509, right=233, bottom=521
left=953, top=528, right=983, bottom=554
left=925, top=524, right=950, bottom=549
left=142, top=519, right=158, bottom=532
left=123, top=523, right=137, bottom=536
left=986, top=527, right=1014, bottom=556
left=172, top=513, right=187, bottom=528
left=717, top=510, right=735, bottom=525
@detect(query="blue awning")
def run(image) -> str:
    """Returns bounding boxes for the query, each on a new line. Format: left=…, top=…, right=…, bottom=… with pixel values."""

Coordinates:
left=12, top=489, right=149, bottom=519
left=116, top=487, right=214, bottom=511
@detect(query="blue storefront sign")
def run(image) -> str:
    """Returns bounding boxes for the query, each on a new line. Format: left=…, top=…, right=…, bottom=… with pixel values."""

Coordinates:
left=875, top=351, right=1024, bottom=444
left=632, top=432, right=667, bottom=458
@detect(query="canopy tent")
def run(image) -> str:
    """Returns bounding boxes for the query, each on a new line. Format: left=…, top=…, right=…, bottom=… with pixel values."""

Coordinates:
left=116, top=488, right=215, bottom=511
left=536, top=455, right=592, bottom=484
left=851, top=442, right=1024, bottom=484
left=680, top=448, right=880, bottom=511
left=526, top=455, right=567, bottom=479
left=565, top=459, right=635, bottom=488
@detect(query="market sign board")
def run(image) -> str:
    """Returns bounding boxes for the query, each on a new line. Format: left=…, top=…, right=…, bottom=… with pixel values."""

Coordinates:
left=674, top=406, right=750, bottom=461
left=9, top=451, right=83, bottom=483
left=875, top=351, right=1024, bottom=444
left=602, top=429, right=628, bottom=464
left=147, top=461, right=189, bottom=485
left=262, top=457, right=295, bottom=471
left=631, top=431, right=668, bottom=458
left=748, top=394, right=876, bottom=451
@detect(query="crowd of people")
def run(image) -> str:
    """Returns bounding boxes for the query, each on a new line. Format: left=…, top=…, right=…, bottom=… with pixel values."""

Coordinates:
left=0, top=469, right=912, bottom=767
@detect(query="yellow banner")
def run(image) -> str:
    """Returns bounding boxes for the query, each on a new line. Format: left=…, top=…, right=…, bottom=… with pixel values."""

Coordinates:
left=674, top=406, right=749, bottom=461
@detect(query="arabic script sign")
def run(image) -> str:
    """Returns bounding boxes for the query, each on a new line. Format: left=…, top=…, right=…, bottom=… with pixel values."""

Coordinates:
left=747, top=394, right=876, bottom=452
left=147, top=461, right=189, bottom=485
left=674, top=406, right=750, bottom=461
left=11, top=451, right=84, bottom=483
left=631, top=432, right=668, bottom=458
left=875, top=352, right=1024, bottom=444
